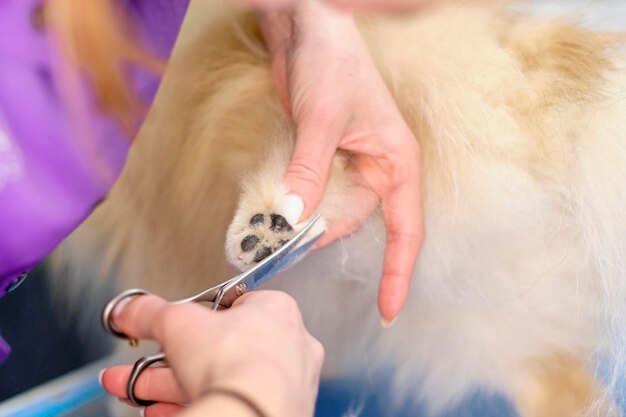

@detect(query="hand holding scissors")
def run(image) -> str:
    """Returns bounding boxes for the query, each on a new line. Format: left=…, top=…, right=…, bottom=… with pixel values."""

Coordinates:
left=101, top=291, right=324, bottom=417
left=102, top=214, right=323, bottom=408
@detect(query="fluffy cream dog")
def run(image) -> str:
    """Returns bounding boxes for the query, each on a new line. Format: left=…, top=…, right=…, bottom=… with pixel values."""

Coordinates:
left=54, top=1, right=626, bottom=416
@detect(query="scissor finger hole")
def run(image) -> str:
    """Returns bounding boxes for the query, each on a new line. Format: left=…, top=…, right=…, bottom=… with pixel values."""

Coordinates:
left=102, top=289, right=151, bottom=342
left=127, top=353, right=167, bottom=407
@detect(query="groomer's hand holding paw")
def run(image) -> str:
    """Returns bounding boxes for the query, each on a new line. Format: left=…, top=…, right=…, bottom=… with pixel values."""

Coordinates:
left=259, top=0, right=424, bottom=324
left=100, top=292, right=323, bottom=417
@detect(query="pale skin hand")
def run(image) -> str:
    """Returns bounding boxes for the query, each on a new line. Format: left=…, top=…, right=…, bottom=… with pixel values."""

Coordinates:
left=259, top=0, right=423, bottom=322
left=101, top=292, right=324, bottom=417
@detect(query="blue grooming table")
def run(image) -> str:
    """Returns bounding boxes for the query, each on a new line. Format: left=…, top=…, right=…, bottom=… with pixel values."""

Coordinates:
left=0, top=358, right=519, bottom=417
left=1, top=357, right=623, bottom=416
left=0, top=360, right=111, bottom=417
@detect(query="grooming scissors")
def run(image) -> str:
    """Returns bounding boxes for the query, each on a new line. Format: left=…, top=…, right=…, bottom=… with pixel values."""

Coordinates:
left=101, top=213, right=323, bottom=407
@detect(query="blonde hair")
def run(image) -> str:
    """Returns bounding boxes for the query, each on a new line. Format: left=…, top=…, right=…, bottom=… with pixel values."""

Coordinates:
left=45, top=0, right=164, bottom=133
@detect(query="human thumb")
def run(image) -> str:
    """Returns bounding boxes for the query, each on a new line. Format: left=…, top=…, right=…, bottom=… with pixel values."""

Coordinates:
left=283, top=120, right=339, bottom=223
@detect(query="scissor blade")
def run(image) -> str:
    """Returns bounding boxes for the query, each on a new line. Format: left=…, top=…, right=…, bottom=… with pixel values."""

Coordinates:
left=241, top=231, right=322, bottom=289
left=217, top=213, right=323, bottom=307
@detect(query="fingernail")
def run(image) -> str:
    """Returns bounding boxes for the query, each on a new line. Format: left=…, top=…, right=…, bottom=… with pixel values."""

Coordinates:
left=98, top=369, right=105, bottom=386
left=381, top=317, right=397, bottom=328
left=139, top=407, right=146, bottom=417
left=278, top=194, right=304, bottom=225
left=117, top=397, right=138, bottom=407
left=111, top=296, right=134, bottom=319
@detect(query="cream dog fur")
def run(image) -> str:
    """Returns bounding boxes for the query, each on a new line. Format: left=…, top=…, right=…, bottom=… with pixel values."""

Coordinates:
left=54, top=1, right=626, bottom=416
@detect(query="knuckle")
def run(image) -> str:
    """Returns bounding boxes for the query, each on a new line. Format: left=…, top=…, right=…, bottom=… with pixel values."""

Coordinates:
left=118, top=302, right=138, bottom=330
left=154, top=304, right=183, bottom=339
left=267, top=292, right=303, bottom=324
left=388, top=128, right=419, bottom=154
left=299, top=101, right=341, bottom=128
left=139, top=368, right=157, bottom=399
left=311, top=339, right=325, bottom=366
left=389, top=152, right=419, bottom=181
left=388, top=229, right=423, bottom=247
left=271, top=291, right=300, bottom=312
left=382, top=268, right=408, bottom=282
left=116, top=294, right=152, bottom=333
left=286, top=157, right=326, bottom=191
left=153, top=308, right=170, bottom=337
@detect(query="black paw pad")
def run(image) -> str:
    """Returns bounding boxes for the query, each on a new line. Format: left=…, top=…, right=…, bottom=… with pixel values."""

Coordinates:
left=270, top=213, right=293, bottom=232
left=254, top=246, right=273, bottom=263
left=250, top=214, right=265, bottom=226
left=241, top=235, right=260, bottom=252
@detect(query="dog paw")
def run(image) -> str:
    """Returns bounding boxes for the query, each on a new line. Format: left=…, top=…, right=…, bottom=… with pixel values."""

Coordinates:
left=226, top=191, right=327, bottom=270
left=227, top=210, right=299, bottom=269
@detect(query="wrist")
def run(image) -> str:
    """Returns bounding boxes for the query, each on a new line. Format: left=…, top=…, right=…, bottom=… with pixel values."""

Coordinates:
left=196, top=366, right=315, bottom=417
left=257, top=9, right=292, bottom=58
left=257, top=0, right=365, bottom=110
left=258, top=0, right=359, bottom=55
left=182, top=390, right=264, bottom=417
left=214, top=373, right=291, bottom=417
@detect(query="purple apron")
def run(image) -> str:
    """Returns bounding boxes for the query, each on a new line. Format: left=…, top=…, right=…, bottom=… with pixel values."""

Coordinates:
left=0, top=0, right=189, bottom=362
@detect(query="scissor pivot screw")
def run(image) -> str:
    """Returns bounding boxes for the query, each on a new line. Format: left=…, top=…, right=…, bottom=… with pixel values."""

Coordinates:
left=235, top=283, right=247, bottom=296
